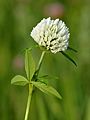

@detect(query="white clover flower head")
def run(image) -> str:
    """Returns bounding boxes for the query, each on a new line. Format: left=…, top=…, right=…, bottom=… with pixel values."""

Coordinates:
left=31, top=17, right=70, bottom=54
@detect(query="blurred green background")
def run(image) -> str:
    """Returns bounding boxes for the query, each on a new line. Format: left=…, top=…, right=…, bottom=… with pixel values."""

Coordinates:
left=0, top=0, right=90, bottom=120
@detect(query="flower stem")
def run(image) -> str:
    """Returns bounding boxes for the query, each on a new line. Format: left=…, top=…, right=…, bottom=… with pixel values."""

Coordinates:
left=24, top=51, right=45, bottom=120
left=36, top=51, right=46, bottom=77
left=24, top=84, right=33, bottom=120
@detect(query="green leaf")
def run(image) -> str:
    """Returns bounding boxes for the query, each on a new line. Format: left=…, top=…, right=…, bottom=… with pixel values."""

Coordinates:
left=11, top=75, right=29, bottom=86
left=37, top=75, right=49, bottom=84
left=37, top=78, right=48, bottom=85
left=61, top=51, right=77, bottom=66
left=25, top=49, right=35, bottom=81
left=38, top=75, right=49, bottom=79
left=37, top=75, right=58, bottom=85
left=38, top=75, right=59, bottom=81
left=68, top=46, right=77, bottom=53
left=31, top=81, right=62, bottom=99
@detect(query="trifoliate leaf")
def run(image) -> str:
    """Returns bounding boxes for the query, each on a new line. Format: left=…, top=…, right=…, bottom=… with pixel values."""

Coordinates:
left=31, top=81, right=62, bottom=99
left=25, top=49, right=35, bottom=81
left=11, top=75, right=29, bottom=86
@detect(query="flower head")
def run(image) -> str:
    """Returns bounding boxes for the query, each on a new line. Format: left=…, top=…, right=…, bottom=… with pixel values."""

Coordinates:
left=31, top=17, right=70, bottom=54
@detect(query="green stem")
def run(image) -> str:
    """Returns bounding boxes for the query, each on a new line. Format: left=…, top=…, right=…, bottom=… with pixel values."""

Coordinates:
left=24, top=51, right=45, bottom=120
left=36, top=51, right=46, bottom=77
left=24, top=84, right=33, bottom=120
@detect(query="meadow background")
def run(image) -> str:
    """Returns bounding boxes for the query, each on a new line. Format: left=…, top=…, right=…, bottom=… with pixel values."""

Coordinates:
left=0, top=0, right=90, bottom=120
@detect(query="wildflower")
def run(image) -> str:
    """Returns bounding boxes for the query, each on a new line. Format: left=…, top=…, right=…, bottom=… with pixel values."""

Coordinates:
left=31, top=17, right=70, bottom=54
